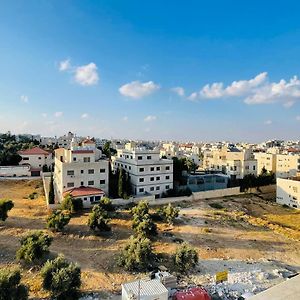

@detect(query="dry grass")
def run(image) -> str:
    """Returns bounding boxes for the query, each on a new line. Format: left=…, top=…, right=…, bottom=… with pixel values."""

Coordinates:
left=0, top=179, right=300, bottom=298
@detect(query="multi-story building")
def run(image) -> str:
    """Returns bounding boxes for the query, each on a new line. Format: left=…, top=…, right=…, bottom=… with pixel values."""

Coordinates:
left=112, top=142, right=173, bottom=197
left=254, top=152, right=277, bottom=174
left=18, top=147, right=53, bottom=175
left=54, top=138, right=109, bottom=207
left=203, top=146, right=257, bottom=179
left=276, top=154, right=300, bottom=179
left=276, top=177, right=300, bottom=209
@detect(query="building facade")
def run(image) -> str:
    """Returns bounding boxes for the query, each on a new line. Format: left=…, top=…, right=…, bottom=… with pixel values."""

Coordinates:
left=276, top=177, right=300, bottom=209
left=54, top=138, right=109, bottom=206
left=112, top=142, right=173, bottom=197
left=254, top=152, right=277, bottom=174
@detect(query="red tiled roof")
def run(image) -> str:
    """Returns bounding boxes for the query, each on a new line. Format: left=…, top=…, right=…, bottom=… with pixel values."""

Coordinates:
left=71, top=150, right=94, bottom=154
left=18, top=147, right=50, bottom=156
left=82, top=139, right=95, bottom=144
left=63, top=186, right=105, bottom=197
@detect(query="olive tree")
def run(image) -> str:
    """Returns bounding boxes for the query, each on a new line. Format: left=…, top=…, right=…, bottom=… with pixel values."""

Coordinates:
left=173, top=242, right=198, bottom=273
left=46, top=210, right=71, bottom=232
left=159, top=203, right=180, bottom=225
left=41, top=255, right=81, bottom=300
left=87, top=205, right=111, bottom=232
left=0, top=199, right=14, bottom=222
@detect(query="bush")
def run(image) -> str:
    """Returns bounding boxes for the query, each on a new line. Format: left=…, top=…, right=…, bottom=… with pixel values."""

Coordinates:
left=209, top=202, right=224, bottom=210
left=131, top=201, right=157, bottom=237
left=41, top=255, right=81, bottom=300
left=173, top=242, right=198, bottom=274
left=61, top=194, right=83, bottom=213
left=99, top=196, right=115, bottom=212
left=87, top=205, right=111, bottom=232
left=0, top=199, right=14, bottom=221
left=0, top=268, right=28, bottom=300
left=16, top=231, right=53, bottom=263
left=47, top=210, right=71, bottom=232
left=157, top=203, right=180, bottom=225
left=28, top=192, right=37, bottom=200
left=48, top=175, right=55, bottom=204
left=118, top=235, right=155, bottom=271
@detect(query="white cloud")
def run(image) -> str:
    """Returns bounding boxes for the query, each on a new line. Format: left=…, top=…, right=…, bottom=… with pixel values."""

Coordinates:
left=41, top=113, right=47, bottom=118
left=59, top=59, right=71, bottom=71
left=119, top=81, right=160, bottom=99
left=171, top=86, right=185, bottom=97
left=74, top=63, right=99, bottom=86
left=54, top=111, right=63, bottom=118
left=122, top=116, right=128, bottom=121
left=81, top=113, right=89, bottom=119
left=188, top=72, right=300, bottom=107
left=264, top=120, right=272, bottom=125
left=144, top=115, right=157, bottom=122
left=20, top=95, right=29, bottom=103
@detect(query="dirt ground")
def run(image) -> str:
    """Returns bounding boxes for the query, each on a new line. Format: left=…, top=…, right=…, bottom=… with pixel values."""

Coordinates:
left=0, top=179, right=300, bottom=299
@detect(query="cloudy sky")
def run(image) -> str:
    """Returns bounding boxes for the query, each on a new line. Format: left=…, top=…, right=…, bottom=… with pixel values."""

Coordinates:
left=1, top=1, right=300, bottom=142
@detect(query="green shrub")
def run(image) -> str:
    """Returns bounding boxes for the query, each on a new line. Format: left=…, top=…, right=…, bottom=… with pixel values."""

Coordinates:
left=41, top=255, right=81, bottom=300
left=0, top=199, right=14, bottom=221
left=131, top=201, right=157, bottom=237
left=47, top=210, right=71, bottom=232
left=87, top=205, right=111, bottom=232
left=48, top=175, right=55, bottom=204
left=173, top=242, right=198, bottom=274
left=209, top=202, right=224, bottom=209
left=157, top=203, right=180, bottom=225
left=28, top=192, right=37, bottom=200
left=99, top=196, right=114, bottom=212
left=16, top=231, right=53, bottom=263
left=61, top=194, right=83, bottom=213
left=118, top=235, right=155, bottom=271
left=0, top=268, right=28, bottom=300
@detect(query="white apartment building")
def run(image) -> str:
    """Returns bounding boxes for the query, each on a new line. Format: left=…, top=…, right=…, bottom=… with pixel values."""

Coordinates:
left=18, top=147, right=53, bottom=175
left=54, top=138, right=109, bottom=206
left=254, top=152, right=277, bottom=174
left=203, top=146, right=257, bottom=179
left=276, top=177, right=300, bottom=209
left=276, top=154, right=300, bottom=179
left=112, top=142, right=173, bottom=197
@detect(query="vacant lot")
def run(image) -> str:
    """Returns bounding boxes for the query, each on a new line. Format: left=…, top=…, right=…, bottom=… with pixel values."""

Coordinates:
left=0, top=180, right=300, bottom=299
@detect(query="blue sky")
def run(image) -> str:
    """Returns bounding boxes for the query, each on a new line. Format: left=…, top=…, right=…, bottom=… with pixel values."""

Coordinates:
left=1, top=0, right=300, bottom=142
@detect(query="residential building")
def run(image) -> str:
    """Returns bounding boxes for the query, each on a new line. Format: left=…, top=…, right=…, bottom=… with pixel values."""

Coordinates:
left=276, top=177, right=300, bottom=209
left=54, top=138, right=109, bottom=206
left=18, top=147, right=53, bottom=175
left=276, top=154, right=300, bottom=178
left=254, top=152, right=277, bottom=174
left=112, top=142, right=173, bottom=197
left=203, top=146, right=257, bottom=179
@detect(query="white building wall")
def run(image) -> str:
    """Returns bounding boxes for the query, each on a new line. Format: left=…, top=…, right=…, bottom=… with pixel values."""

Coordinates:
left=276, top=178, right=300, bottom=209
left=0, top=165, right=31, bottom=177
left=19, top=153, right=53, bottom=169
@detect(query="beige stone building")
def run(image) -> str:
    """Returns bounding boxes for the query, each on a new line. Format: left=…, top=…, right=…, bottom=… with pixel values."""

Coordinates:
left=275, top=154, right=300, bottom=178
left=276, top=177, right=300, bottom=208
left=254, top=152, right=277, bottom=174
left=54, top=138, right=109, bottom=207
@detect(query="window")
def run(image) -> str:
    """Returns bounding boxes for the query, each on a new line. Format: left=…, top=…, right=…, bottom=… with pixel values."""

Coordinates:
left=138, top=156, right=143, bottom=160
left=156, top=176, right=160, bottom=181
left=67, top=170, right=74, bottom=175
left=23, top=157, right=29, bottom=160
left=139, top=188, right=144, bottom=193
left=125, top=165, right=127, bottom=169
left=81, top=181, right=84, bottom=186
left=166, top=185, right=170, bottom=189
left=130, top=156, right=133, bottom=159
left=90, top=196, right=95, bottom=202
left=147, top=156, right=152, bottom=160
left=88, top=180, right=94, bottom=186
left=166, top=175, right=170, bottom=180
left=73, top=157, right=77, bottom=161
left=100, top=180, right=105, bottom=185
left=156, top=167, right=160, bottom=171
left=95, top=196, right=101, bottom=201
left=100, top=168, right=106, bottom=173
left=38, top=157, right=41, bottom=160
left=67, top=182, right=74, bottom=188
left=139, top=178, right=144, bottom=182
left=150, top=177, right=154, bottom=181
left=150, top=167, right=154, bottom=171
left=166, top=166, right=170, bottom=170
left=150, top=187, right=154, bottom=191
left=81, top=170, right=84, bottom=174
left=139, top=167, right=144, bottom=172
left=84, top=157, right=90, bottom=163
left=156, top=186, right=160, bottom=190
left=88, top=169, right=94, bottom=174
left=129, top=166, right=131, bottom=170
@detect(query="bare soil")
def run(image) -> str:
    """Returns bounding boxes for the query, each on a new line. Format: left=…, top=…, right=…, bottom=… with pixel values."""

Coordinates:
left=0, top=180, right=299, bottom=299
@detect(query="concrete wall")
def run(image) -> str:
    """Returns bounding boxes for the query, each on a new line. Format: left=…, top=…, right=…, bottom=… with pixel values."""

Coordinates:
left=112, top=187, right=241, bottom=206
left=0, top=165, right=31, bottom=177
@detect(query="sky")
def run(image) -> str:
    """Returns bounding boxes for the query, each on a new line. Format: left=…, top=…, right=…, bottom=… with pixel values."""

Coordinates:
left=1, top=0, right=300, bottom=142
